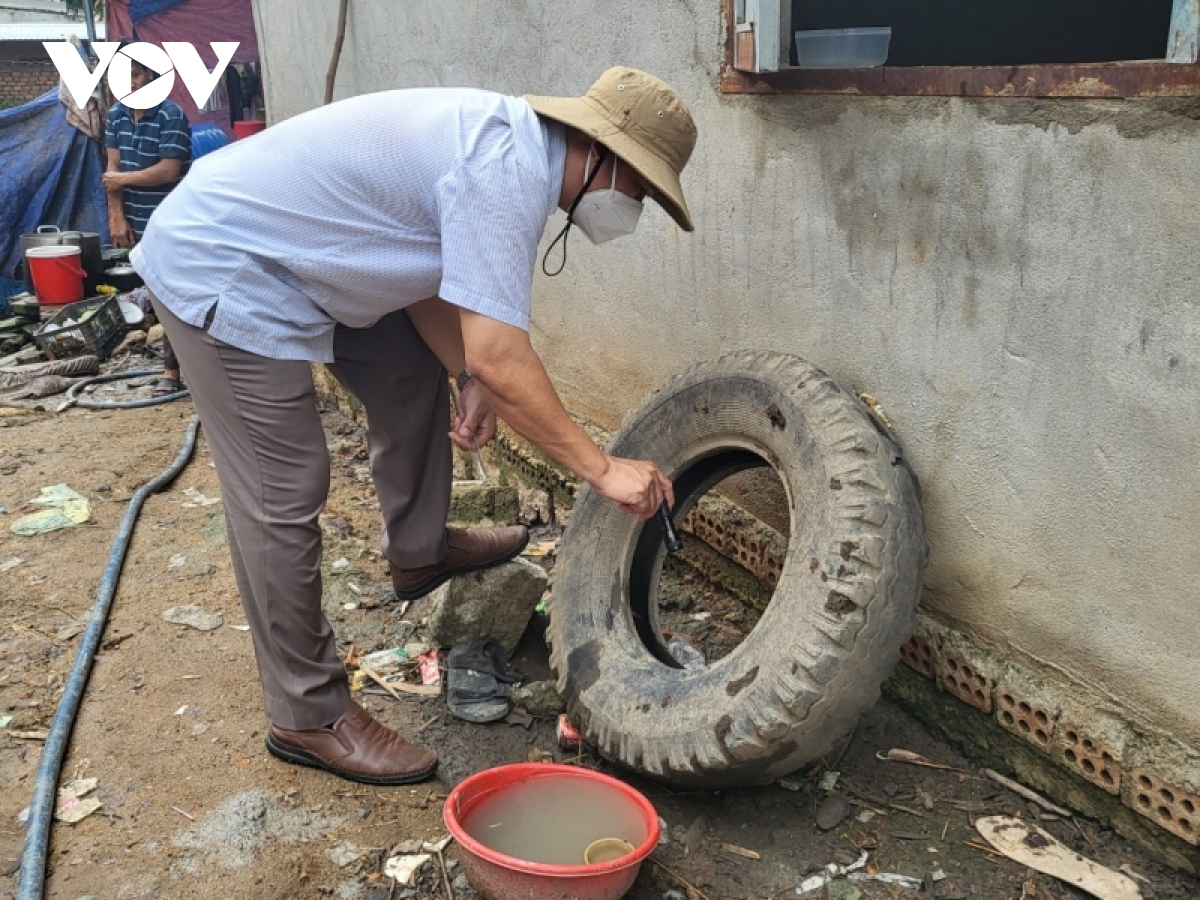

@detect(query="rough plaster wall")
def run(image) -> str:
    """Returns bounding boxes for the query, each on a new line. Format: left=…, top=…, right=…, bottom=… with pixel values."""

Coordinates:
left=252, top=1, right=1200, bottom=746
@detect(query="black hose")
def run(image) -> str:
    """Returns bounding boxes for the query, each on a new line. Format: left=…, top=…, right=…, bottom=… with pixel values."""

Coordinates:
left=62, top=368, right=191, bottom=410
left=0, top=369, right=191, bottom=413
left=17, top=416, right=201, bottom=900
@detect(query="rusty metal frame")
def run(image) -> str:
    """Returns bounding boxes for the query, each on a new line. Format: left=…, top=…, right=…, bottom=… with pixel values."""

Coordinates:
left=720, top=0, right=1200, bottom=97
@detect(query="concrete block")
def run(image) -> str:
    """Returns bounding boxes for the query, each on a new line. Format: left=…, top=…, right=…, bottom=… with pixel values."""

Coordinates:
left=425, top=557, right=548, bottom=656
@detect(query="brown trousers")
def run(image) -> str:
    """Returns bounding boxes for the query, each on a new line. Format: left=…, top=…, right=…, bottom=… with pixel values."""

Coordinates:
left=153, top=298, right=451, bottom=730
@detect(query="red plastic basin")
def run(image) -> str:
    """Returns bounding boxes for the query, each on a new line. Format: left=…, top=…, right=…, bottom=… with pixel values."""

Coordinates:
left=444, top=763, right=660, bottom=900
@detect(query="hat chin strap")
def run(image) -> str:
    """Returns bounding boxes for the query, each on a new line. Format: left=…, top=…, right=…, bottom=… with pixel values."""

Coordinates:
left=541, top=144, right=611, bottom=277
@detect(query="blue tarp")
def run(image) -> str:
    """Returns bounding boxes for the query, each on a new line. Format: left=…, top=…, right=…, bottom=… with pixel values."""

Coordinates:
left=128, top=0, right=187, bottom=23
left=0, top=89, right=109, bottom=284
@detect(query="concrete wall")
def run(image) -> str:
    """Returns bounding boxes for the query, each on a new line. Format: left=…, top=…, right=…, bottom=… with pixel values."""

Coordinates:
left=251, top=3, right=1200, bottom=752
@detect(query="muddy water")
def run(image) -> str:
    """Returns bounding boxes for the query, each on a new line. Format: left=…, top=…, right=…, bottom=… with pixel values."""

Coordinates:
left=462, top=775, right=647, bottom=865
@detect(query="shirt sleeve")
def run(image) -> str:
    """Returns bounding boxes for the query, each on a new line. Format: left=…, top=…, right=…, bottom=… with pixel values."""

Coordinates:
left=436, top=154, right=551, bottom=331
left=103, top=108, right=119, bottom=149
left=157, top=105, right=192, bottom=161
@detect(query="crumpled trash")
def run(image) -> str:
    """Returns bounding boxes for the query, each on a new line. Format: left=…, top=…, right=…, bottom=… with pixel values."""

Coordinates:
left=795, top=851, right=937, bottom=894
left=666, top=633, right=705, bottom=669
left=818, top=770, right=841, bottom=791
left=384, top=853, right=431, bottom=885
left=11, top=485, right=90, bottom=535
left=795, top=851, right=868, bottom=893
left=162, top=605, right=223, bottom=631
left=55, top=777, right=101, bottom=823
left=557, top=714, right=582, bottom=750
left=419, top=649, right=441, bottom=687
left=328, top=840, right=369, bottom=867
left=182, top=487, right=221, bottom=507
left=849, top=870, right=925, bottom=888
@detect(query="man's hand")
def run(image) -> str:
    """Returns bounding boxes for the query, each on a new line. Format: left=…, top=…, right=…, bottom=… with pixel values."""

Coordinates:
left=449, top=376, right=497, bottom=451
left=590, top=456, right=674, bottom=521
left=109, top=216, right=135, bottom=249
left=102, top=171, right=129, bottom=190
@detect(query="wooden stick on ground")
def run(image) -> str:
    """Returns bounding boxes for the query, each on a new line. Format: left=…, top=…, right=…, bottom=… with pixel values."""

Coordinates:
left=982, top=769, right=1073, bottom=817
left=436, top=848, right=454, bottom=900
left=647, top=857, right=713, bottom=900
left=876, top=748, right=958, bottom=771
left=831, top=722, right=858, bottom=769
left=965, top=839, right=1006, bottom=860
left=359, top=663, right=441, bottom=698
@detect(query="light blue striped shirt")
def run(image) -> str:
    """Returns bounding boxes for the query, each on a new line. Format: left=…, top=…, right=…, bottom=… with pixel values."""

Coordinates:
left=130, top=88, right=566, bottom=362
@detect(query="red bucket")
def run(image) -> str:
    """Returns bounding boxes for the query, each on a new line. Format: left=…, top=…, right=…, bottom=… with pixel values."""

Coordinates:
left=444, top=763, right=660, bottom=900
left=26, top=244, right=86, bottom=306
left=232, top=119, right=266, bottom=140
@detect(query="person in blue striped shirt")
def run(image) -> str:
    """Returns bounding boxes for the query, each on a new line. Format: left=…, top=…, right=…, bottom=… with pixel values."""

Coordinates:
left=102, top=43, right=191, bottom=396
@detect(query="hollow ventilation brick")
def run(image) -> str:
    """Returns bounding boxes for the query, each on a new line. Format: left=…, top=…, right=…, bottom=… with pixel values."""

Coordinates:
left=996, top=688, right=1057, bottom=750
left=1057, top=724, right=1121, bottom=795
left=899, top=634, right=935, bottom=678
left=1128, top=769, right=1200, bottom=846
left=936, top=655, right=994, bottom=714
left=681, top=505, right=783, bottom=588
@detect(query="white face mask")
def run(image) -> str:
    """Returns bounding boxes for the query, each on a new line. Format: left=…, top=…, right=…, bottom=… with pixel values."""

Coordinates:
left=571, top=146, right=643, bottom=245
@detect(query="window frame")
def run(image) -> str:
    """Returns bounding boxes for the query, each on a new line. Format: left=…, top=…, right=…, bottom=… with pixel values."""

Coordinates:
left=721, top=0, right=1200, bottom=98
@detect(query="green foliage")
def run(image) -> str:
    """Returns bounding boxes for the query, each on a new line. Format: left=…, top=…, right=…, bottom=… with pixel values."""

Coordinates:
left=61, top=0, right=106, bottom=19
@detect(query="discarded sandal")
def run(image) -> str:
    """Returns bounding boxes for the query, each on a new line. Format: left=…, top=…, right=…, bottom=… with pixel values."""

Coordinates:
left=151, top=376, right=184, bottom=397
left=450, top=638, right=523, bottom=683
left=445, top=639, right=523, bottom=724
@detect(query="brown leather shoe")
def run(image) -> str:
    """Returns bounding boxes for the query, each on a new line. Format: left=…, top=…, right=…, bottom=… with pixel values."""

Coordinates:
left=266, top=702, right=437, bottom=786
left=391, top=525, right=529, bottom=600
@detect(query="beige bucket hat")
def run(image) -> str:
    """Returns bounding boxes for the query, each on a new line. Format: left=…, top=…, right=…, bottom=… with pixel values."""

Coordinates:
left=525, top=67, right=697, bottom=232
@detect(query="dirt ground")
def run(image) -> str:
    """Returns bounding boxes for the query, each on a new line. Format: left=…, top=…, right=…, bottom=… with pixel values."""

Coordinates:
left=1, top=393, right=1199, bottom=900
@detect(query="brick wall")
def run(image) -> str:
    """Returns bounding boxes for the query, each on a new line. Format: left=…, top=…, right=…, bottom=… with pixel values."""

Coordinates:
left=0, top=61, right=60, bottom=109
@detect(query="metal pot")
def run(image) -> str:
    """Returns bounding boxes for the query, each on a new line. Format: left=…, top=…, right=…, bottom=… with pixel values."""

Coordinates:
left=18, top=225, right=63, bottom=292
left=103, top=265, right=143, bottom=292
left=61, top=231, right=103, bottom=279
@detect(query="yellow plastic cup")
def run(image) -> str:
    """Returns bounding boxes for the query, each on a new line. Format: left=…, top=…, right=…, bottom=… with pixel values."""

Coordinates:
left=583, top=837, right=636, bottom=865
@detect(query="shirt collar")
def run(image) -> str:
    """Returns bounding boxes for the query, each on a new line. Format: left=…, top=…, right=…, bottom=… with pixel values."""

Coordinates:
left=541, top=118, right=566, bottom=221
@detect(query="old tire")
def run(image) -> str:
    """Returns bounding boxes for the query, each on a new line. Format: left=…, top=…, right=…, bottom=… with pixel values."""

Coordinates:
left=548, top=351, right=926, bottom=787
